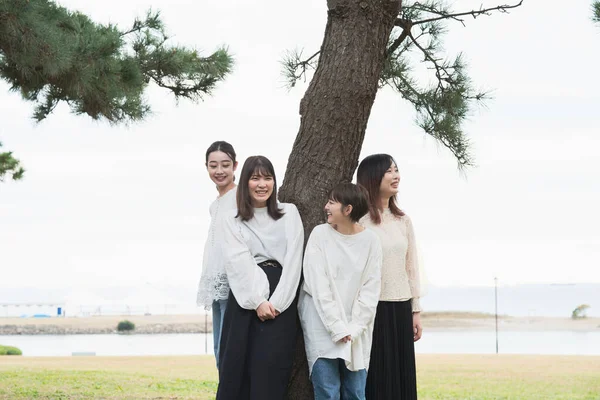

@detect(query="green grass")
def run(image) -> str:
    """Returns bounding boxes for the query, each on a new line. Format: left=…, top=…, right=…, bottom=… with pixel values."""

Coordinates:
left=0, top=355, right=599, bottom=399
left=0, top=370, right=216, bottom=400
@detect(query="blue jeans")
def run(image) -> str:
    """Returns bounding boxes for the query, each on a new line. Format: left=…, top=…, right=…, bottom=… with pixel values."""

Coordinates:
left=311, top=358, right=367, bottom=400
left=212, top=298, right=228, bottom=369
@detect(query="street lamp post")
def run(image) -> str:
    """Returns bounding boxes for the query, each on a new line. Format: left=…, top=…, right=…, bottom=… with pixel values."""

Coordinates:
left=494, top=277, right=499, bottom=354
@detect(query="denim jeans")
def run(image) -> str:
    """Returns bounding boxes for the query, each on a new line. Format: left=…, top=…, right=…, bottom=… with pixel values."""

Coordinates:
left=212, top=298, right=228, bottom=369
left=310, top=358, right=367, bottom=400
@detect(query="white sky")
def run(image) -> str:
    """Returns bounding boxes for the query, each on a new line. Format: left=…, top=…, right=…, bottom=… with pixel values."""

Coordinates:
left=1, top=0, right=599, bottom=291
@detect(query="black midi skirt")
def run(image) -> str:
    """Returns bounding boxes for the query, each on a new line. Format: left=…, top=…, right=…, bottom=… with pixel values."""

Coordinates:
left=365, top=300, right=417, bottom=400
left=216, top=261, right=298, bottom=400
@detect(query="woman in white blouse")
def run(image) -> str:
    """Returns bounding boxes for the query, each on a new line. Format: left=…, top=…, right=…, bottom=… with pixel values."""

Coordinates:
left=357, top=154, right=423, bottom=400
left=216, top=155, right=304, bottom=400
left=299, top=183, right=382, bottom=400
left=196, top=141, right=238, bottom=369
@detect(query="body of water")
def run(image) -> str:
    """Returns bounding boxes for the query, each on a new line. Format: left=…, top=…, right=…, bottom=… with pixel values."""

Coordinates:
left=2, top=331, right=600, bottom=357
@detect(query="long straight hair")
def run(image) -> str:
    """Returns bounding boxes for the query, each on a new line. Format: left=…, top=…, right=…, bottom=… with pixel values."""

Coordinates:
left=356, top=153, right=404, bottom=224
left=236, top=156, right=284, bottom=222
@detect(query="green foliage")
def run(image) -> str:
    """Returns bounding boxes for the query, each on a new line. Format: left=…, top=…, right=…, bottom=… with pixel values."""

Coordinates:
left=571, top=304, right=591, bottom=319
left=0, top=142, right=25, bottom=182
left=0, top=1, right=233, bottom=123
left=116, top=320, right=135, bottom=332
left=593, top=1, right=600, bottom=23
left=0, top=345, right=23, bottom=355
left=282, top=1, right=523, bottom=168
left=0, top=0, right=233, bottom=181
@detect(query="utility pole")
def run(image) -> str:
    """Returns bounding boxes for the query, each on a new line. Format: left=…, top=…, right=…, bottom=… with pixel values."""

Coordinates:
left=495, top=277, right=499, bottom=354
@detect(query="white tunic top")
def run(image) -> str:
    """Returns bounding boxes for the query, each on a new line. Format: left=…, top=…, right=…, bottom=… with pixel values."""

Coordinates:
left=221, top=203, right=304, bottom=313
left=196, top=187, right=238, bottom=310
left=360, top=209, right=422, bottom=312
left=299, top=224, right=382, bottom=374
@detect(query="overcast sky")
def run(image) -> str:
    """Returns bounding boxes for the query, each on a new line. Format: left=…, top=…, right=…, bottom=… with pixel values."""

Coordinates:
left=1, top=0, right=599, bottom=292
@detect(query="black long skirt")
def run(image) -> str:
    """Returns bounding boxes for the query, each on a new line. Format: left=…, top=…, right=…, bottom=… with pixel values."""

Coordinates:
left=216, top=261, right=298, bottom=400
left=365, top=300, right=417, bottom=400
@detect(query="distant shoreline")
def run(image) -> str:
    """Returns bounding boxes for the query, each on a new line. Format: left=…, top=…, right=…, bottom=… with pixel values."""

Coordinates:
left=1, top=312, right=599, bottom=335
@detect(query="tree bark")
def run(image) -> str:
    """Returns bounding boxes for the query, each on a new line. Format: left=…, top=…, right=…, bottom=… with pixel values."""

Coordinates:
left=279, top=1, right=402, bottom=399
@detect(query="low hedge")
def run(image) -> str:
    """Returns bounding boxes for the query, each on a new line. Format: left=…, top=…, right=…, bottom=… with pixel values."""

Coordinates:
left=117, top=320, right=135, bottom=332
left=0, top=345, right=22, bottom=355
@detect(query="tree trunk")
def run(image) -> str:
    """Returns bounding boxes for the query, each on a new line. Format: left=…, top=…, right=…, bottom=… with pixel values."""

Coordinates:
left=279, top=1, right=402, bottom=398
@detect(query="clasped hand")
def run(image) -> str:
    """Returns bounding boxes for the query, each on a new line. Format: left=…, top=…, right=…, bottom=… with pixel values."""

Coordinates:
left=256, top=301, right=279, bottom=322
left=338, top=335, right=351, bottom=344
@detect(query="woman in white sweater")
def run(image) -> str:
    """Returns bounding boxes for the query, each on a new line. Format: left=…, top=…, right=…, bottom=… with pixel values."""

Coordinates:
left=196, top=141, right=238, bottom=369
left=216, top=156, right=304, bottom=400
left=357, top=154, right=423, bottom=400
left=299, top=183, right=382, bottom=400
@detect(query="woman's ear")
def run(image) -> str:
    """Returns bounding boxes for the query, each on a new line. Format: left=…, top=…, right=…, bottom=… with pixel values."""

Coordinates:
left=233, top=161, right=239, bottom=172
left=344, top=204, right=353, bottom=217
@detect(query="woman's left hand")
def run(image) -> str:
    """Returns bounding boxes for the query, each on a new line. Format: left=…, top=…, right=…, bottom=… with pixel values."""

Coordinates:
left=413, top=312, right=423, bottom=342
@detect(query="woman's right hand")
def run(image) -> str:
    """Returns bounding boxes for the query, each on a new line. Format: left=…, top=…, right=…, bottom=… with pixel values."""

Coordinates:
left=338, top=335, right=352, bottom=343
left=256, top=301, right=276, bottom=322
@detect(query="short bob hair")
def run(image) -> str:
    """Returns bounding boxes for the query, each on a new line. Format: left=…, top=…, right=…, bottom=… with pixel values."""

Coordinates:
left=328, top=183, right=369, bottom=223
left=236, top=156, right=284, bottom=222
left=356, top=153, right=404, bottom=224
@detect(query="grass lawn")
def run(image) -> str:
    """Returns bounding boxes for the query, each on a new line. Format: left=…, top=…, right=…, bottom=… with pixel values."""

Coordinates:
left=0, top=354, right=599, bottom=399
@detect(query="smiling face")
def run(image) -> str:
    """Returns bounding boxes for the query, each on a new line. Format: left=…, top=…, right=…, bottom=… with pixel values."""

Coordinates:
left=379, top=161, right=400, bottom=199
left=324, top=198, right=351, bottom=225
left=248, top=171, right=274, bottom=208
left=206, top=151, right=237, bottom=190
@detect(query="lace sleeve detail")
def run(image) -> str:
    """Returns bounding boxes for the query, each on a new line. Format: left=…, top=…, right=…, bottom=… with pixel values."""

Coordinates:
left=404, top=215, right=422, bottom=312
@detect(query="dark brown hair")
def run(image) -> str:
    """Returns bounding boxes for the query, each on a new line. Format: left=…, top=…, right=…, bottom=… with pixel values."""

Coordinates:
left=328, top=183, right=369, bottom=223
left=356, top=153, right=404, bottom=224
left=236, top=156, right=284, bottom=222
left=205, top=141, right=236, bottom=164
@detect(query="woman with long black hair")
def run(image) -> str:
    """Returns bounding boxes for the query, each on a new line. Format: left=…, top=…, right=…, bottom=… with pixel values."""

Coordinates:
left=196, top=140, right=238, bottom=369
left=357, top=154, right=423, bottom=400
left=216, top=155, right=304, bottom=400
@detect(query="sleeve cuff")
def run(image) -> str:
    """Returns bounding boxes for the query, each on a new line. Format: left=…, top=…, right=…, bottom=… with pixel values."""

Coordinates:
left=411, top=297, right=421, bottom=313
left=348, top=323, right=365, bottom=339
left=250, top=297, right=268, bottom=311
left=329, top=321, right=350, bottom=342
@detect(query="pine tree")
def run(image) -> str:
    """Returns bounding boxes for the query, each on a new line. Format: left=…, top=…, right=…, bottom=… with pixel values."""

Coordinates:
left=279, top=1, right=524, bottom=398
left=0, top=142, right=24, bottom=182
left=0, top=0, right=233, bottom=181
left=593, top=1, right=600, bottom=23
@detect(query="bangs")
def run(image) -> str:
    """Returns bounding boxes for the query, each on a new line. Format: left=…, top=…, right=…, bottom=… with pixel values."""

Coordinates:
left=328, top=188, right=343, bottom=203
left=251, top=164, right=273, bottom=177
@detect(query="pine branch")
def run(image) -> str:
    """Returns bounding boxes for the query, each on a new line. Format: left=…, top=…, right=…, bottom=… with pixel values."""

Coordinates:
left=408, top=31, right=452, bottom=93
left=281, top=0, right=521, bottom=167
left=390, top=72, right=477, bottom=168
left=387, top=19, right=413, bottom=57
left=280, top=49, right=320, bottom=89
left=0, top=0, right=233, bottom=124
left=593, top=1, right=600, bottom=23
left=377, top=1, right=522, bottom=166
left=0, top=142, right=25, bottom=182
left=120, top=10, right=163, bottom=37
left=407, top=1, right=524, bottom=27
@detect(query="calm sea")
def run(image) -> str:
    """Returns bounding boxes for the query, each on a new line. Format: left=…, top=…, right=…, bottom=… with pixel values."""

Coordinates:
left=1, top=331, right=599, bottom=357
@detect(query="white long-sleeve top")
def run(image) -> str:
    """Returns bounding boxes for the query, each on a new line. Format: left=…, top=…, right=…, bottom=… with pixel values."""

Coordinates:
left=360, top=209, right=422, bottom=312
left=221, top=203, right=304, bottom=313
left=299, top=223, right=382, bottom=374
left=196, top=187, right=237, bottom=310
